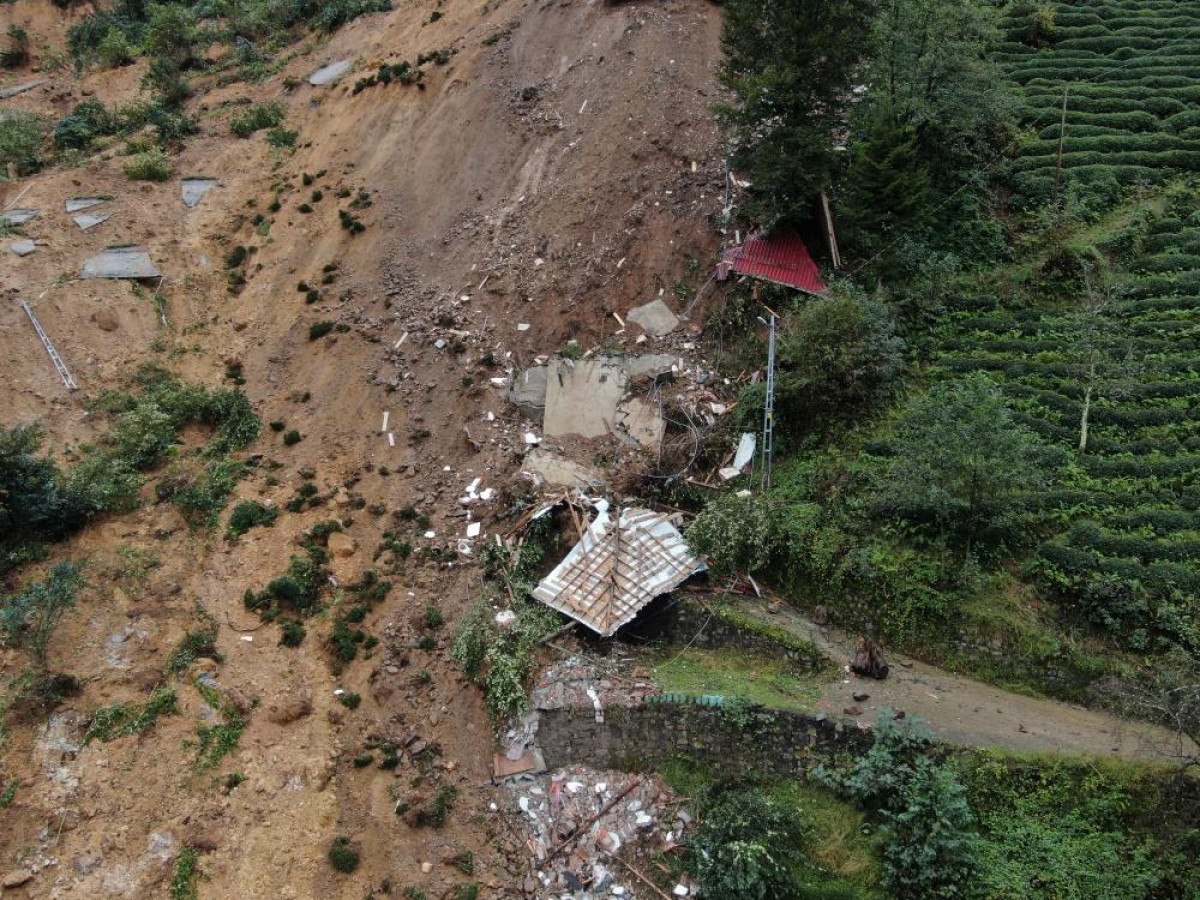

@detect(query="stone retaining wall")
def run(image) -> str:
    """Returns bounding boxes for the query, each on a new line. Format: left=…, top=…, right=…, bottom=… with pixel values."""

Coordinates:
left=622, top=597, right=827, bottom=671
left=537, top=698, right=869, bottom=778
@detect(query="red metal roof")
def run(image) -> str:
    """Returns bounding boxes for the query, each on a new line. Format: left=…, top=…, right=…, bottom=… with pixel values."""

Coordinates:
left=716, top=227, right=827, bottom=296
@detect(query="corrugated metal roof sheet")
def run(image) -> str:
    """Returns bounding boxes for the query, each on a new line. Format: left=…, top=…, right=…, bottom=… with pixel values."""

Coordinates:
left=532, top=505, right=704, bottom=636
left=716, top=227, right=828, bottom=295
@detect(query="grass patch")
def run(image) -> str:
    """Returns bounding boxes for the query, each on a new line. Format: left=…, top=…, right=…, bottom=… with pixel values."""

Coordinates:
left=651, top=647, right=825, bottom=713
left=123, top=147, right=174, bottom=181
left=84, top=685, right=178, bottom=743
left=170, top=847, right=201, bottom=900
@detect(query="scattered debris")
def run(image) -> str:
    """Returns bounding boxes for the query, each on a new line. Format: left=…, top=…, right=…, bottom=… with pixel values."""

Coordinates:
left=532, top=501, right=704, bottom=636
left=308, top=59, right=353, bottom=86
left=716, top=225, right=827, bottom=295
left=851, top=637, right=889, bottom=680
left=626, top=299, right=680, bottom=336
left=81, top=246, right=161, bottom=280
left=719, top=432, right=756, bottom=480
left=180, top=178, right=218, bottom=208
left=506, top=767, right=690, bottom=897
left=544, top=357, right=628, bottom=439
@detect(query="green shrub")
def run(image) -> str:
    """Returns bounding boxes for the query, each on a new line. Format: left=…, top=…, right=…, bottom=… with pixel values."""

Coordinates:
left=309, top=321, right=334, bottom=340
left=328, top=837, right=360, bottom=873
left=0, top=110, right=48, bottom=175
left=283, top=429, right=302, bottom=446
left=423, top=605, right=444, bottom=629
left=165, top=626, right=220, bottom=676
left=97, top=25, right=135, bottom=68
left=226, top=500, right=277, bottom=539
left=338, top=691, right=361, bottom=709
left=54, top=99, right=116, bottom=150
left=279, top=620, right=305, bottom=647
left=230, top=102, right=284, bottom=137
left=266, top=127, right=298, bottom=148
left=0, top=562, right=85, bottom=666
left=123, top=148, right=174, bottom=181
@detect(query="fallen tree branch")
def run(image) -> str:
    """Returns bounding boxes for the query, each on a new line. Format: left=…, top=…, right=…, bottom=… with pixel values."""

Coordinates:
left=538, top=779, right=640, bottom=869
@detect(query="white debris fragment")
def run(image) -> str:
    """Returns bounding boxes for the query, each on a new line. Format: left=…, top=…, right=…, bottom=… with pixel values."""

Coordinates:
left=495, top=609, right=517, bottom=629
left=381, top=411, right=389, bottom=433
left=673, top=885, right=689, bottom=897
left=523, top=432, right=541, bottom=445
left=466, top=522, right=481, bottom=539
left=423, top=530, right=436, bottom=539
left=517, top=323, right=530, bottom=331
left=240, top=635, right=253, bottom=642
left=387, top=432, right=395, bottom=447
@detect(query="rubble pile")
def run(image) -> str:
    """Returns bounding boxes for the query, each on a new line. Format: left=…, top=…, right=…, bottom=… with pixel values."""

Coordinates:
left=507, top=767, right=694, bottom=898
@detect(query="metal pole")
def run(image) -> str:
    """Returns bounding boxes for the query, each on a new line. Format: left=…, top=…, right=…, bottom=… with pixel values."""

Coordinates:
left=21, top=300, right=78, bottom=391
left=760, top=312, right=776, bottom=491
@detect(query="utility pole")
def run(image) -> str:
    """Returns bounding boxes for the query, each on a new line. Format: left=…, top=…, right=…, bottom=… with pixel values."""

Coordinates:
left=1054, top=86, right=1070, bottom=207
left=760, top=309, right=777, bottom=491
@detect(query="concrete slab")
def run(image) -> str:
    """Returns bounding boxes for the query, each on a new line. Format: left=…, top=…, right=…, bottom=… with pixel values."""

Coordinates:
left=181, top=178, right=218, bottom=208
left=1, top=208, right=38, bottom=226
left=65, top=197, right=107, bottom=213
left=308, top=59, right=352, bottom=86
left=618, top=397, right=665, bottom=450
left=73, top=212, right=111, bottom=230
left=625, top=353, right=681, bottom=381
left=626, top=299, right=679, bottom=336
left=9, top=239, right=35, bottom=257
left=0, top=79, right=46, bottom=100
left=508, top=365, right=548, bottom=416
left=81, top=246, right=161, bottom=280
left=543, top=357, right=627, bottom=439
left=522, top=449, right=605, bottom=489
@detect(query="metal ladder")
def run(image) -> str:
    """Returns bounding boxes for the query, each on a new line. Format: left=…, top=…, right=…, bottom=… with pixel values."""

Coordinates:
left=21, top=300, right=78, bottom=391
left=760, top=312, right=776, bottom=490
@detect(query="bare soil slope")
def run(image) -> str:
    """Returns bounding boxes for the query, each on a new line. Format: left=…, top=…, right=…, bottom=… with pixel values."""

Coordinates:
left=1, top=1, right=726, bottom=897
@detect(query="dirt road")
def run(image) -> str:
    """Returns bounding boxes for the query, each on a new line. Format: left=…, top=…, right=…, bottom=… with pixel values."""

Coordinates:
left=736, top=601, right=1189, bottom=761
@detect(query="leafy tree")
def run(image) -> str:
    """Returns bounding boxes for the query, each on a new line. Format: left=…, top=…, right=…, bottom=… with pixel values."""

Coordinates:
left=719, top=0, right=877, bottom=227
left=874, top=375, right=1049, bottom=546
left=816, top=712, right=977, bottom=898
left=774, top=286, right=906, bottom=432
left=0, top=562, right=84, bottom=666
left=843, top=117, right=931, bottom=232
left=689, top=785, right=811, bottom=900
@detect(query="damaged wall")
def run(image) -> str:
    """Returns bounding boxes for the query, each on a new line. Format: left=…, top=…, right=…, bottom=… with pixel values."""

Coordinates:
left=537, top=700, right=870, bottom=778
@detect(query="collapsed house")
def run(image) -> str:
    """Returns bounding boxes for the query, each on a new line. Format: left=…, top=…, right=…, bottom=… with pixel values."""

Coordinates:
left=530, top=499, right=705, bottom=637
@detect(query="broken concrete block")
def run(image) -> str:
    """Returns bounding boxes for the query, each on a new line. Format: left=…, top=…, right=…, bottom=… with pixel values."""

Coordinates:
left=543, top=357, right=627, bottom=438
left=618, top=396, right=665, bottom=450
left=81, top=246, right=161, bottom=280
left=625, top=353, right=680, bottom=382
left=181, top=178, right=218, bottom=208
left=73, top=211, right=112, bottom=230
left=508, top=365, right=548, bottom=416
left=308, top=59, right=352, bottom=86
left=522, top=448, right=605, bottom=489
left=65, top=197, right=107, bottom=213
left=0, top=208, right=38, bottom=226
left=9, top=239, right=35, bottom=257
left=0, top=79, right=46, bottom=100
left=626, top=299, right=679, bottom=336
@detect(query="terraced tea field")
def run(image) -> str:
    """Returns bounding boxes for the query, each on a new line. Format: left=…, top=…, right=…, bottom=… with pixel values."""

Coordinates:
left=997, top=0, right=1200, bottom=198
left=933, top=188, right=1200, bottom=653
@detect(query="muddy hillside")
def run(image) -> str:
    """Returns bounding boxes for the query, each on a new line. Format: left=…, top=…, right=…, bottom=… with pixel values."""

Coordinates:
left=1, top=0, right=727, bottom=896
